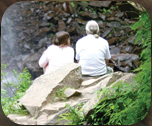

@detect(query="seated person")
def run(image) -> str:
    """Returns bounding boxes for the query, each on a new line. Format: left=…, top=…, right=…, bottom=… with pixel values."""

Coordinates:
left=75, top=20, right=113, bottom=77
left=39, top=31, right=74, bottom=74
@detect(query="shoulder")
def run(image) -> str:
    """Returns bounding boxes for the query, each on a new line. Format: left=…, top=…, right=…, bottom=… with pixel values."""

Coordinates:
left=99, top=37, right=109, bottom=45
left=76, top=35, right=88, bottom=47
left=46, top=45, right=58, bottom=53
left=65, top=46, right=74, bottom=51
left=77, top=35, right=88, bottom=43
left=47, top=45, right=59, bottom=50
left=99, top=37, right=107, bottom=41
left=47, top=44, right=56, bottom=49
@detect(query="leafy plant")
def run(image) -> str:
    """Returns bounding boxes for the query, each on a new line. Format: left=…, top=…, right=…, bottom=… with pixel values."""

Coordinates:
left=50, top=33, right=54, bottom=38
left=102, top=8, right=111, bottom=15
left=56, top=87, right=68, bottom=101
left=50, top=23, right=53, bottom=28
left=1, top=63, right=7, bottom=81
left=110, top=5, right=119, bottom=11
left=87, top=81, right=139, bottom=125
left=58, top=103, right=85, bottom=125
left=1, top=63, right=32, bottom=116
left=131, top=10, right=151, bottom=120
left=13, top=68, right=32, bottom=97
left=56, top=10, right=151, bottom=125
left=87, top=10, right=151, bottom=125
left=39, top=1, right=44, bottom=6
left=70, top=2, right=75, bottom=8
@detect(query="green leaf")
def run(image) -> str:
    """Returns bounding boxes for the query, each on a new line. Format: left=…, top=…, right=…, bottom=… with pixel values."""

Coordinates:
left=131, top=21, right=140, bottom=30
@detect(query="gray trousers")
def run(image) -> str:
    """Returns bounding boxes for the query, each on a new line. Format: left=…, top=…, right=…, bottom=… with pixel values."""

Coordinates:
left=82, top=66, right=114, bottom=81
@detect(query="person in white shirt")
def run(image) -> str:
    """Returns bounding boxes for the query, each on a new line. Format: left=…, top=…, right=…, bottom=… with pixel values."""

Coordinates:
left=39, top=31, right=74, bottom=74
left=75, top=20, right=113, bottom=76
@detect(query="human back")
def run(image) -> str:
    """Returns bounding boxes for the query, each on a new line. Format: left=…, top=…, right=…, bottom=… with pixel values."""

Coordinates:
left=44, top=45, right=74, bottom=73
left=75, top=20, right=111, bottom=76
left=39, top=31, right=74, bottom=74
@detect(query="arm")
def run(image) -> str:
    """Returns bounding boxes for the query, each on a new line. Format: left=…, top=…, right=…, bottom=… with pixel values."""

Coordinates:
left=38, top=51, right=49, bottom=68
left=105, top=41, right=111, bottom=66
left=105, top=59, right=109, bottom=65
left=75, top=41, right=80, bottom=63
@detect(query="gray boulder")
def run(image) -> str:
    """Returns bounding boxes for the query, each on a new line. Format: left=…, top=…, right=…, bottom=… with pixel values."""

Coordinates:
left=81, top=72, right=136, bottom=117
left=19, top=63, right=82, bottom=116
left=8, top=71, right=137, bottom=125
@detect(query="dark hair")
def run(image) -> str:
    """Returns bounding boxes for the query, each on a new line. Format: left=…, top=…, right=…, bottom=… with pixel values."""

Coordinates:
left=52, top=31, right=70, bottom=47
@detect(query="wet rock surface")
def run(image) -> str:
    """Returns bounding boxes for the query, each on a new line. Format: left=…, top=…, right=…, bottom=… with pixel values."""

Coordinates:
left=1, top=1, right=142, bottom=79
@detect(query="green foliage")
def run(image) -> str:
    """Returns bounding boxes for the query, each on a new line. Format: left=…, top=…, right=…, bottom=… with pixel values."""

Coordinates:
left=86, top=10, right=151, bottom=126
left=50, top=23, right=54, bottom=28
left=39, top=1, right=44, bottom=6
left=87, top=81, right=140, bottom=125
left=86, top=10, right=151, bottom=125
left=1, top=63, right=32, bottom=116
left=50, top=87, right=70, bottom=103
left=56, top=87, right=67, bottom=101
left=132, top=11, right=151, bottom=77
left=58, top=103, right=85, bottom=125
left=1, top=63, right=7, bottom=81
left=110, top=5, right=119, bottom=11
left=102, top=8, right=111, bottom=15
left=57, top=10, right=151, bottom=125
left=50, top=33, right=54, bottom=38
left=13, top=68, right=32, bottom=97
left=132, top=10, right=151, bottom=121
left=70, top=2, right=75, bottom=8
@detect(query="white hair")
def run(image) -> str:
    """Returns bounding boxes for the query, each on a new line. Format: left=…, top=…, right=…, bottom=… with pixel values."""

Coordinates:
left=85, top=20, right=99, bottom=34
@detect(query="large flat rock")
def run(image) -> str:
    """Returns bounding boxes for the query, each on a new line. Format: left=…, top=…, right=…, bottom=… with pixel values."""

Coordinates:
left=19, top=63, right=82, bottom=116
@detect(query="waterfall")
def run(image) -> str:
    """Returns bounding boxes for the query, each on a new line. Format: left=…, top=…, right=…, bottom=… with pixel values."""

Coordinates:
left=1, top=1, right=141, bottom=97
left=1, top=4, right=22, bottom=97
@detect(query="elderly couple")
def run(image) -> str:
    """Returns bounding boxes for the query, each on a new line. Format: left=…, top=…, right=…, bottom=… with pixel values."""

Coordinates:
left=39, top=20, right=113, bottom=77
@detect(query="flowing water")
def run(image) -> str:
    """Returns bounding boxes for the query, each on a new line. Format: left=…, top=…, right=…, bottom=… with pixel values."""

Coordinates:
left=1, top=7, right=22, bottom=97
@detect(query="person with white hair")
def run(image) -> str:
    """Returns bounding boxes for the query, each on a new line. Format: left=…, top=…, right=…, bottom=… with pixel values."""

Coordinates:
left=75, top=20, right=113, bottom=77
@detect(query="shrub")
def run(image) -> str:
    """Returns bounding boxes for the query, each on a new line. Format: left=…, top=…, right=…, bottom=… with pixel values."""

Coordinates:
left=1, top=63, right=32, bottom=116
left=56, top=87, right=68, bottom=101
left=87, top=81, right=140, bottom=125
left=87, top=10, right=151, bottom=125
left=58, top=103, right=85, bottom=125
left=57, top=10, right=151, bottom=125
